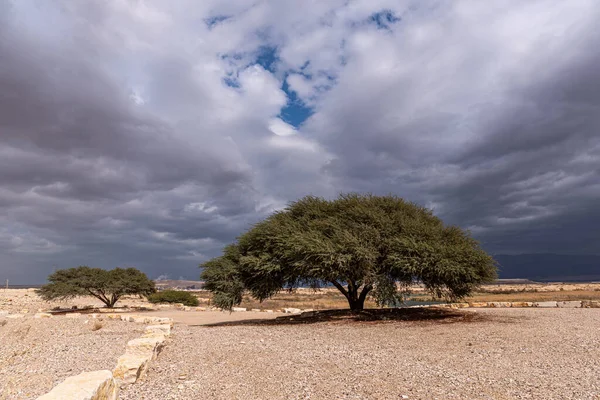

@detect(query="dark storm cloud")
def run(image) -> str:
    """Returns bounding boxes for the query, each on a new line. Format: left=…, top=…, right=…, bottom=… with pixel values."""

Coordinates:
left=1, top=0, right=599, bottom=283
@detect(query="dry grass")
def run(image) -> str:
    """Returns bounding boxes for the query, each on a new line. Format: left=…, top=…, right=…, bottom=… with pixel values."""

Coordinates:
left=192, top=283, right=600, bottom=310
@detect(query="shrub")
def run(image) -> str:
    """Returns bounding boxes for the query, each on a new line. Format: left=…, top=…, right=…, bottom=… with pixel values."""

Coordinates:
left=148, top=290, right=199, bottom=307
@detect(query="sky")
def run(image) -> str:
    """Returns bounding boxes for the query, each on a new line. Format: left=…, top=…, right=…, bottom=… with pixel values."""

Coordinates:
left=1, top=0, right=599, bottom=284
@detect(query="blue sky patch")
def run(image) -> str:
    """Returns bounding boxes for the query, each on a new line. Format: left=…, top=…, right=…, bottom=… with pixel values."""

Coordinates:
left=279, top=78, right=313, bottom=128
left=370, top=10, right=401, bottom=30
left=205, top=15, right=230, bottom=29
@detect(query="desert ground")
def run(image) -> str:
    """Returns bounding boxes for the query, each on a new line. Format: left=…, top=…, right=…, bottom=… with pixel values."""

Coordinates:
left=1, top=285, right=600, bottom=400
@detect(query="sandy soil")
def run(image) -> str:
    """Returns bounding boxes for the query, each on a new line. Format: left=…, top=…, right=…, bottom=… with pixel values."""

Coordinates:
left=121, top=308, right=600, bottom=400
left=0, top=317, right=143, bottom=400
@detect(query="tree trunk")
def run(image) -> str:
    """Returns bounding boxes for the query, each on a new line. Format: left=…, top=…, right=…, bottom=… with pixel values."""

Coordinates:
left=330, top=280, right=372, bottom=311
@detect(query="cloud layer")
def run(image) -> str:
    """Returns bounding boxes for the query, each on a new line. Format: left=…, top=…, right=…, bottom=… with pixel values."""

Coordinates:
left=1, top=0, right=599, bottom=283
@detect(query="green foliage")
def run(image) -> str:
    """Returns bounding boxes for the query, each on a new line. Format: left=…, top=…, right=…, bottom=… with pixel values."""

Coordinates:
left=201, top=193, right=497, bottom=311
left=37, top=266, right=155, bottom=308
left=147, top=290, right=200, bottom=307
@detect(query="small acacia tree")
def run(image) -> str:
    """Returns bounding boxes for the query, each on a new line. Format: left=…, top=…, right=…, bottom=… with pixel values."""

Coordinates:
left=201, top=194, right=497, bottom=311
left=37, top=266, right=156, bottom=308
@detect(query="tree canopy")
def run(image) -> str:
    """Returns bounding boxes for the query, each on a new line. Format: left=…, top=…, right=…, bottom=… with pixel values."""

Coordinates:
left=37, top=266, right=155, bottom=308
left=201, top=194, right=497, bottom=311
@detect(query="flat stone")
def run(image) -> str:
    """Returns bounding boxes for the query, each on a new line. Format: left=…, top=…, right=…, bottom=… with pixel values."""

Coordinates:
left=468, top=302, right=488, bottom=308
left=34, top=312, right=53, bottom=318
left=557, top=301, right=582, bottom=308
left=113, top=336, right=166, bottom=386
left=510, top=302, right=533, bottom=308
left=113, top=353, right=152, bottom=386
left=582, top=300, right=600, bottom=308
left=0, top=310, right=9, bottom=316
left=232, top=307, right=247, bottom=312
left=536, top=301, right=558, bottom=308
left=489, top=302, right=511, bottom=308
left=265, top=310, right=274, bottom=313
left=251, top=309, right=261, bottom=312
left=36, top=370, right=118, bottom=400
left=194, top=307, right=206, bottom=311
left=283, top=308, right=302, bottom=314
left=144, top=324, right=171, bottom=337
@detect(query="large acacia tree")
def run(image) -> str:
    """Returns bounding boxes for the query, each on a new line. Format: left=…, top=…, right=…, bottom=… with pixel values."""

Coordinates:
left=201, top=194, right=497, bottom=311
left=37, top=266, right=155, bottom=308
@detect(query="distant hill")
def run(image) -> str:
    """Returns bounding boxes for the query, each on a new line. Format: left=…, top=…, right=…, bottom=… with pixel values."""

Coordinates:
left=495, top=254, right=600, bottom=282
left=154, top=279, right=204, bottom=290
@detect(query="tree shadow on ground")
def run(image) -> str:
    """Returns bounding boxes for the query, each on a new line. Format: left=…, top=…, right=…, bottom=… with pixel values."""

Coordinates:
left=199, top=307, right=492, bottom=327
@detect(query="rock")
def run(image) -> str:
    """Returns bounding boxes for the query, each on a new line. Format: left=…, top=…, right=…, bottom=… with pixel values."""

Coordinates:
left=0, top=310, right=8, bottom=316
left=510, top=302, right=533, bottom=308
left=194, top=307, right=207, bottom=311
left=144, top=324, right=171, bottom=337
left=536, top=301, right=558, bottom=308
left=113, top=336, right=166, bottom=386
left=251, top=309, right=261, bottom=312
left=489, top=302, right=511, bottom=308
left=557, top=301, right=582, bottom=308
left=34, top=313, right=53, bottom=318
left=300, top=311, right=317, bottom=318
left=36, top=370, right=118, bottom=400
left=65, top=313, right=82, bottom=319
left=468, top=302, right=488, bottom=308
left=453, top=303, right=470, bottom=308
left=232, top=307, right=247, bottom=312
left=582, top=300, right=600, bottom=308
left=265, top=310, right=274, bottom=313
left=183, top=306, right=191, bottom=311
left=283, top=308, right=302, bottom=314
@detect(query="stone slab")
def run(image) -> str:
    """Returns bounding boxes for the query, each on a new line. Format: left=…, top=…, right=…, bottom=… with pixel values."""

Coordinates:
left=557, top=301, right=582, bottom=308
left=36, top=370, right=118, bottom=400
left=536, top=301, right=558, bottom=308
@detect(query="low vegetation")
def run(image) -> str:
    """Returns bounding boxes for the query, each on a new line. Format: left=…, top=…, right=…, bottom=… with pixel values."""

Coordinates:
left=148, top=290, right=199, bottom=306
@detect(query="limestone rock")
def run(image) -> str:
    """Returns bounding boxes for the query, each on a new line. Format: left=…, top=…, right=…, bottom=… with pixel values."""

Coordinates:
left=557, top=301, right=582, bottom=308
left=468, top=302, right=488, bottom=308
left=113, top=335, right=166, bottom=386
left=144, top=324, right=171, bottom=337
left=232, top=307, right=247, bottom=312
left=536, top=301, right=558, bottom=308
left=34, top=312, right=53, bottom=318
left=36, top=370, right=118, bottom=400
left=582, top=300, right=600, bottom=308
left=283, top=308, right=302, bottom=314
left=488, top=302, right=511, bottom=308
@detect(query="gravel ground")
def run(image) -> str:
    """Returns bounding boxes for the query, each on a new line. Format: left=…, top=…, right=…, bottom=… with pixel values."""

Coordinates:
left=0, top=317, right=143, bottom=399
left=121, top=308, right=600, bottom=400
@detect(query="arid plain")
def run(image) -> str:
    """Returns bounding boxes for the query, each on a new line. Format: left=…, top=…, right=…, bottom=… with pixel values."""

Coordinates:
left=1, top=284, right=599, bottom=400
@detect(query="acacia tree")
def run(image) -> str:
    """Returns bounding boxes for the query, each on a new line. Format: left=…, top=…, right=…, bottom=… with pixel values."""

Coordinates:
left=201, top=194, right=497, bottom=311
left=37, top=266, right=156, bottom=308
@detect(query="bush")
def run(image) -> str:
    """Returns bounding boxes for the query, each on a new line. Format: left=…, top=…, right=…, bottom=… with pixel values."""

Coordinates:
left=148, top=290, right=199, bottom=306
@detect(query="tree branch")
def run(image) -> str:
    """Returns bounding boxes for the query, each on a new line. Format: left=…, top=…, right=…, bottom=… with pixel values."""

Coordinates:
left=330, top=280, right=349, bottom=300
left=358, top=284, right=373, bottom=304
